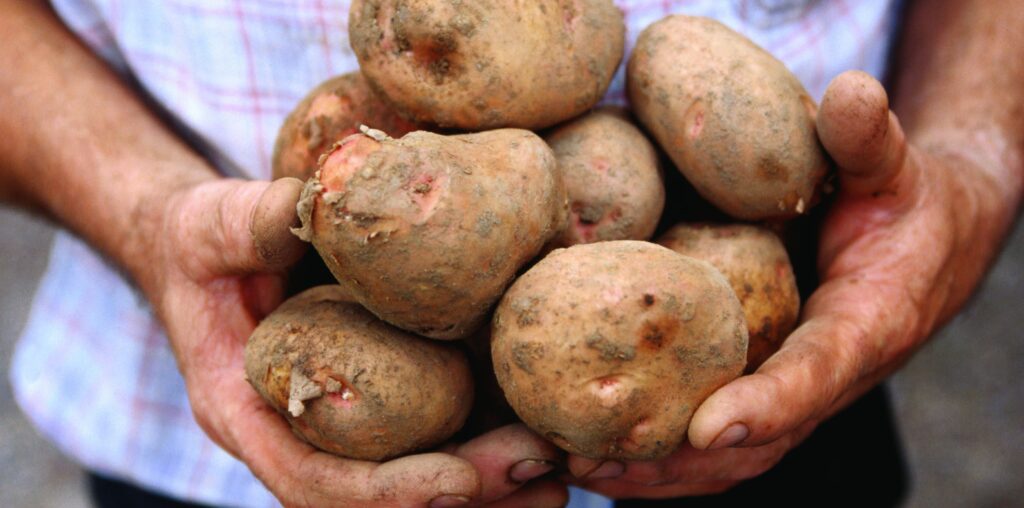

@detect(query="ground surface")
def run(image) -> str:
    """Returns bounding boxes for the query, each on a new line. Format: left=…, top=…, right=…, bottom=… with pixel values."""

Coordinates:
left=1, top=204, right=1021, bottom=508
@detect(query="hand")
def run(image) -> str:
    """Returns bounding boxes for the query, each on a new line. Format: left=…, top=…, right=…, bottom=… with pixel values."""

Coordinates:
left=568, top=70, right=1013, bottom=497
left=146, top=177, right=567, bottom=507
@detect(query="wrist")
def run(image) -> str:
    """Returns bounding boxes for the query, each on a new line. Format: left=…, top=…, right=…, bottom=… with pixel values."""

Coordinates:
left=0, top=0, right=226, bottom=302
left=118, top=162, right=219, bottom=303
left=914, top=127, right=1023, bottom=210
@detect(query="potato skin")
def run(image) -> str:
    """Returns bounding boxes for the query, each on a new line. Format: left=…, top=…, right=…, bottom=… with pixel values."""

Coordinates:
left=628, top=16, right=827, bottom=220
left=272, top=72, right=420, bottom=182
left=294, top=129, right=568, bottom=340
left=658, top=223, right=800, bottom=371
left=492, top=241, right=747, bottom=460
left=349, top=0, right=624, bottom=130
left=244, top=286, right=474, bottom=461
left=544, top=107, right=665, bottom=248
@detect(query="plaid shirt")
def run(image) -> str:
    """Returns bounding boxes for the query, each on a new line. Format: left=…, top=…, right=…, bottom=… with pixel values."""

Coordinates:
left=11, top=1, right=900, bottom=506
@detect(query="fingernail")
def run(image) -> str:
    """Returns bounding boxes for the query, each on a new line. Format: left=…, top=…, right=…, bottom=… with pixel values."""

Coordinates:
left=708, top=423, right=749, bottom=450
left=509, top=459, right=556, bottom=483
left=429, top=494, right=471, bottom=508
left=583, top=460, right=625, bottom=480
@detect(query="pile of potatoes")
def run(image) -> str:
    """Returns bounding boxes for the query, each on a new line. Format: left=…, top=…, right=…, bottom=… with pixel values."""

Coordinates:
left=245, top=5, right=821, bottom=463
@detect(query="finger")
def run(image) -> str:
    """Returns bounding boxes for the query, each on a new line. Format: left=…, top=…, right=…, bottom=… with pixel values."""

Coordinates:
left=603, top=423, right=812, bottom=488
left=815, top=71, right=929, bottom=272
left=567, top=455, right=607, bottom=480
left=478, top=479, right=568, bottom=508
left=817, top=70, right=909, bottom=196
left=250, top=177, right=308, bottom=270
left=227, top=386, right=482, bottom=507
left=566, top=433, right=791, bottom=491
left=240, top=273, right=288, bottom=323
left=451, top=424, right=562, bottom=504
left=177, top=178, right=307, bottom=280
left=687, top=274, right=918, bottom=450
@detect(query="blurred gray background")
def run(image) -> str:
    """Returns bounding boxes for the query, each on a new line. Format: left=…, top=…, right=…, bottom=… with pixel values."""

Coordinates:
left=1, top=204, right=1022, bottom=508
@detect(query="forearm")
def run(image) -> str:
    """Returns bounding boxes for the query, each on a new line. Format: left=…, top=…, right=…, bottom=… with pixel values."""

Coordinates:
left=0, top=0, right=217, bottom=295
left=890, top=0, right=1024, bottom=318
left=892, top=0, right=1023, bottom=209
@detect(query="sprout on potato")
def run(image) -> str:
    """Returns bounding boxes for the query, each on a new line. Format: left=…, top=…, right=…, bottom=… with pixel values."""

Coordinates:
left=244, top=286, right=474, bottom=461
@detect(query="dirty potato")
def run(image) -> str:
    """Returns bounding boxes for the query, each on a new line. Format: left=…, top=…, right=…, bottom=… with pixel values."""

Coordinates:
left=244, top=286, right=474, bottom=461
left=544, top=107, right=665, bottom=248
left=492, top=241, right=747, bottom=460
left=349, top=0, right=625, bottom=130
left=628, top=15, right=828, bottom=220
left=659, top=223, right=799, bottom=371
left=293, top=128, right=567, bottom=340
left=272, top=72, right=420, bottom=182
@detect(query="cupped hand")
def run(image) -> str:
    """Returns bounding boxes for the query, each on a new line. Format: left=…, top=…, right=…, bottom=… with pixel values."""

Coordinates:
left=145, top=177, right=566, bottom=507
left=569, top=70, right=1011, bottom=498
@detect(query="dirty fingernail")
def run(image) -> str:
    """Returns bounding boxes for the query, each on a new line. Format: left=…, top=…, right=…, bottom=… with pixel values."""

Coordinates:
left=708, top=422, right=749, bottom=450
left=509, top=459, right=556, bottom=483
left=584, top=460, right=625, bottom=480
left=429, top=494, right=471, bottom=508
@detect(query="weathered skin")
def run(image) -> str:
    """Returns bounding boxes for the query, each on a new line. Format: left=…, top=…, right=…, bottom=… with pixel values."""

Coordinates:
left=272, top=72, right=421, bottom=182
left=544, top=107, right=665, bottom=248
left=658, top=223, right=800, bottom=371
left=349, top=0, right=624, bottom=130
left=628, top=16, right=828, bottom=220
left=492, top=241, right=747, bottom=460
left=244, top=286, right=474, bottom=461
left=294, top=128, right=567, bottom=340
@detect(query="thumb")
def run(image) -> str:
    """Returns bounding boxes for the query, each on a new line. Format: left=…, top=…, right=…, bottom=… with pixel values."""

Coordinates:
left=817, top=70, right=909, bottom=197
left=684, top=73, right=921, bottom=453
left=249, top=177, right=308, bottom=271
left=175, top=177, right=307, bottom=279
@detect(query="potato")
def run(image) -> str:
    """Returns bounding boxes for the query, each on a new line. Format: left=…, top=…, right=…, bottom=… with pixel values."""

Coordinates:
left=348, top=0, right=624, bottom=130
left=244, top=286, right=473, bottom=461
left=628, top=16, right=827, bottom=220
left=293, top=128, right=567, bottom=340
left=544, top=107, right=665, bottom=248
left=658, top=223, right=800, bottom=371
left=492, top=241, right=747, bottom=460
left=272, top=72, right=420, bottom=182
